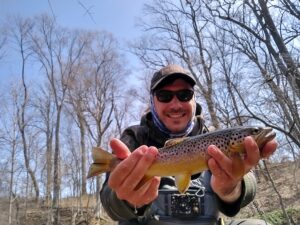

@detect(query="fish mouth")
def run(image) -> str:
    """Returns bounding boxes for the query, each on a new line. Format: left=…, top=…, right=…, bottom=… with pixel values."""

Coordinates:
left=255, top=127, right=276, bottom=149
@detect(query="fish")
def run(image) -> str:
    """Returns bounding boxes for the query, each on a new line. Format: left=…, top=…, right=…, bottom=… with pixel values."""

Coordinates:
left=87, top=126, right=276, bottom=193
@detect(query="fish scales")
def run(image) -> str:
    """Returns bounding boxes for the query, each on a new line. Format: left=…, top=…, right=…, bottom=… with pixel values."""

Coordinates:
left=156, top=128, right=239, bottom=164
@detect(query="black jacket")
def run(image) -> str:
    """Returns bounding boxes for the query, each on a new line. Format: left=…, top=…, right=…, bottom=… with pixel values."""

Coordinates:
left=100, top=105, right=257, bottom=224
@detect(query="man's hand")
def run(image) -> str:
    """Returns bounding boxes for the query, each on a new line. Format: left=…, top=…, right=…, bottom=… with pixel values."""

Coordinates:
left=108, top=138, right=161, bottom=208
left=207, top=137, right=277, bottom=203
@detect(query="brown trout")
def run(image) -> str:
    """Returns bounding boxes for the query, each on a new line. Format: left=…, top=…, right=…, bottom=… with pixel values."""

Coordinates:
left=87, top=126, right=275, bottom=193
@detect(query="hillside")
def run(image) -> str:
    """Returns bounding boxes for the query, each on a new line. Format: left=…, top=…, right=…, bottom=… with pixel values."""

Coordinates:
left=1, top=161, right=299, bottom=225
left=234, top=161, right=300, bottom=224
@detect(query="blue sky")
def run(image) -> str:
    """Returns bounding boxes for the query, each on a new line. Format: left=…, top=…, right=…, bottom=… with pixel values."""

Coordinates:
left=0, top=0, right=147, bottom=81
left=1, top=0, right=145, bottom=40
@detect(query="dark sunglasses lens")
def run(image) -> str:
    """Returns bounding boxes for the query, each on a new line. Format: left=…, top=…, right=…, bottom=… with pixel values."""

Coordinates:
left=155, top=90, right=194, bottom=102
left=176, top=90, right=194, bottom=101
left=155, top=90, right=173, bottom=102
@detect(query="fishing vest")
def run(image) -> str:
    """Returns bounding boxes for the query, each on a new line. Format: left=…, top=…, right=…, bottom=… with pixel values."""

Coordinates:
left=146, top=171, right=219, bottom=225
left=118, top=172, right=220, bottom=225
left=119, top=108, right=220, bottom=225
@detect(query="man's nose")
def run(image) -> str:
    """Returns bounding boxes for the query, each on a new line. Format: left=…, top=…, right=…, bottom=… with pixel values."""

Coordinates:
left=169, top=95, right=183, bottom=107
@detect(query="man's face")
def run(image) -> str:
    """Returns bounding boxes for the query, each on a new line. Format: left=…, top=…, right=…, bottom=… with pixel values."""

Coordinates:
left=153, top=78, right=196, bottom=133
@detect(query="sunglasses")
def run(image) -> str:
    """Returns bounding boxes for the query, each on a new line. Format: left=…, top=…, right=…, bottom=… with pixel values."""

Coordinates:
left=154, top=89, right=194, bottom=103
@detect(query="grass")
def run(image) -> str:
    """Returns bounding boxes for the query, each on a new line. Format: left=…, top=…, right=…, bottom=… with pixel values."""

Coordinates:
left=257, top=207, right=300, bottom=225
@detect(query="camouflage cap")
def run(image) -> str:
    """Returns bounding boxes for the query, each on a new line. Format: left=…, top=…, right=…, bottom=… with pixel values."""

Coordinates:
left=150, top=64, right=196, bottom=91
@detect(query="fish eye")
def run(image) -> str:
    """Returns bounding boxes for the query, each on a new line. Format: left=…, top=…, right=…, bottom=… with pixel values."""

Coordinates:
left=252, top=127, right=260, bottom=134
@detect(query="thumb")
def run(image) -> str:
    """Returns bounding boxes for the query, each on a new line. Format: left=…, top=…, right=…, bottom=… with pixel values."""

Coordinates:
left=110, top=138, right=131, bottom=159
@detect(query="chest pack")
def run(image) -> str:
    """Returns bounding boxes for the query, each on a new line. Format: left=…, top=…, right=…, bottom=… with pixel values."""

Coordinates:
left=145, top=171, right=220, bottom=225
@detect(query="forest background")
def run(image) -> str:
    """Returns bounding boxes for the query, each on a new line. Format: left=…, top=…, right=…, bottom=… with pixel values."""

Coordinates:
left=0, top=0, right=299, bottom=225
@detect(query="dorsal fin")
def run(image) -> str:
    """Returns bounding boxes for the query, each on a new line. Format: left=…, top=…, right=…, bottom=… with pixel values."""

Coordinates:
left=164, top=137, right=189, bottom=147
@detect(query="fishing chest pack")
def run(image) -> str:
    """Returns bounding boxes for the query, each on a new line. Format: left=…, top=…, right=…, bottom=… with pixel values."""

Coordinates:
left=139, top=172, right=221, bottom=225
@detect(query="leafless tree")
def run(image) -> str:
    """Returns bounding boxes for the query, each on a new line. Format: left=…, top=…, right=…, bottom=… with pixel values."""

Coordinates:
left=0, top=88, right=21, bottom=225
left=8, top=16, right=40, bottom=205
left=200, top=0, right=300, bottom=148
left=202, top=0, right=300, bottom=96
left=131, top=0, right=220, bottom=128
left=76, top=31, right=128, bottom=219
left=30, top=14, right=87, bottom=225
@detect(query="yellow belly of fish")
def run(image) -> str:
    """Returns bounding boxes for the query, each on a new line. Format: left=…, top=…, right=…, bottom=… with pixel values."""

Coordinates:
left=146, top=156, right=208, bottom=177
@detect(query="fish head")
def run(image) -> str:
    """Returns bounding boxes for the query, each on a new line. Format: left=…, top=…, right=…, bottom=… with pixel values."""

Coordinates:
left=229, top=126, right=276, bottom=153
left=251, top=127, right=276, bottom=150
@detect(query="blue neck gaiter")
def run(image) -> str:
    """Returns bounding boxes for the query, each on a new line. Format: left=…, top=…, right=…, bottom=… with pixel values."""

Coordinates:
left=150, top=95, right=195, bottom=138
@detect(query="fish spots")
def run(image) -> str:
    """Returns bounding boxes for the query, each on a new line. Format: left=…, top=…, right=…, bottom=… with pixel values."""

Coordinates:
left=157, top=127, right=264, bottom=164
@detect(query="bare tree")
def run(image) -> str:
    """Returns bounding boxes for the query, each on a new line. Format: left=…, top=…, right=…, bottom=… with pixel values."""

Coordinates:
left=8, top=16, right=40, bottom=204
left=30, top=14, right=87, bottom=225
left=1, top=88, right=21, bottom=225
left=131, top=0, right=220, bottom=128
left=75, top=31, right=128, bottom=220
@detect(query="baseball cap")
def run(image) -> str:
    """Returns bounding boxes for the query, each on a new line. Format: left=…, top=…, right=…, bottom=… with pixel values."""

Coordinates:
left=150, top=64, right=196, bottom=91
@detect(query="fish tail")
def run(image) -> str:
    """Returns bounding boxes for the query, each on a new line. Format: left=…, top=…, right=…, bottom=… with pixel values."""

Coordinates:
left=87, top=147, right=115, bottom=178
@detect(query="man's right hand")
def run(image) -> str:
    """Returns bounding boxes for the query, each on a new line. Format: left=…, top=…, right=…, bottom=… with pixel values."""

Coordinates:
left=108, top=138, right=161, bottom=208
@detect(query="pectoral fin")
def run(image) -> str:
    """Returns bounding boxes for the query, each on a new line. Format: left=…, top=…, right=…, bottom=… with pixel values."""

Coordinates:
left=229, top=142, right=244, bottom=153
left=231, top=153, right=245, bottom=178
left=175, top=173, right=191, bottom=193
left=134, top=175, right=153, bottom=190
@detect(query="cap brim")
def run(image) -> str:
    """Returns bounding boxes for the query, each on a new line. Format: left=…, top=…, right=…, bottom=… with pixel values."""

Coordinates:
left=151, top=73, right=196, bottom=91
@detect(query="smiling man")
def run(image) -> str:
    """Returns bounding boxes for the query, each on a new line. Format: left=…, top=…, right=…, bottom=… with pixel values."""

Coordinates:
left=100, top=64, right=277, bottom=225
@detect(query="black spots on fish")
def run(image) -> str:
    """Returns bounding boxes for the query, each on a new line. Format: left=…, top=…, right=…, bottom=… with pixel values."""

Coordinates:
left=230, top=131, right=248, bottom=147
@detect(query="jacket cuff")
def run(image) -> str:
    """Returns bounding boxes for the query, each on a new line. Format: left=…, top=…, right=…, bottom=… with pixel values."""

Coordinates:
left=101, top=185, right=151, bottom=221
left=217, top=171, right=257, bottom=217
left=240, top=171, right=257, bottom=207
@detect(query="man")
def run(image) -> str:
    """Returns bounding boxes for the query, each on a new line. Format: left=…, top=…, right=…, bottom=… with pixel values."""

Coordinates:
left=100, top=64, right=277, bottom=225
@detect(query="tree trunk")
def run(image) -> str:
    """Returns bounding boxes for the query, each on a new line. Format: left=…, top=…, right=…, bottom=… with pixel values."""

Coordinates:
left=8, top=140, right=16, bottom=225
left=79, top=116, right=87, bottom=195
left=53, top=106, right=62, bottom=225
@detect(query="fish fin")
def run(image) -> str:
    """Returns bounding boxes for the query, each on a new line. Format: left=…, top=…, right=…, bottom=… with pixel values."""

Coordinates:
left=92, top=147, right=114, bottom=163
left=134, top=175, right=153, bottom=190
left=175, top=173, right=191, bottom=193
left=229, top=142, right=244, bottom=154
left=231, top=153, right=245, bottom=178
left=164, top=137, right=189, bottom=147
left=87, top=163, right=108, bottom=178
left=87, top=147, right=116, bottom=178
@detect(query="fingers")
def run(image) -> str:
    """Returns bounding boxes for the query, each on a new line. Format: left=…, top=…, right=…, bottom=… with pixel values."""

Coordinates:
left=208, top=136, right=277, bottom=202
left=207, top=145, right=232, bottom=178
left=109, top=145, right=156, bottom=189
left=208, top=145, right=244, bottom=200
left=110, top=138, right=131, bottom=159
left=261, top=139, right=278, bottom=158
left=116, top=146, right=157, bottom=192
left=207, top=145, right=245, bottom=181
left=142, top=177, right=161, bottom=205
left=131, top=176, right=161, bottom=206
left=108, top=144, right=159, bottom=206
left=244, top=136, right=260, bottom=169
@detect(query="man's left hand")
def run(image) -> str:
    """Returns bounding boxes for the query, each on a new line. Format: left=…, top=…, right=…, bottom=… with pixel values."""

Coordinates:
left=207, top=137, right=277, bottom=203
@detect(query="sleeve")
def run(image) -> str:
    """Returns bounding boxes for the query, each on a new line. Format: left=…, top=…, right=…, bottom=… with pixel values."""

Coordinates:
left=100, top=181, right=152, bottom=221
left=99, top=125, right=152, bottom=222
left=217, top=171, right=257, bottom=217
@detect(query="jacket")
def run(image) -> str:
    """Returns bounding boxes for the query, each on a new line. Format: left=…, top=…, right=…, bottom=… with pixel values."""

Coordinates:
left=100, top=104, right=257, bottom=224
